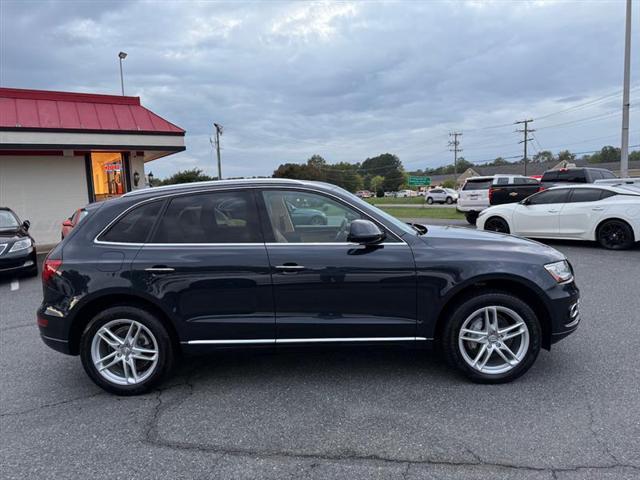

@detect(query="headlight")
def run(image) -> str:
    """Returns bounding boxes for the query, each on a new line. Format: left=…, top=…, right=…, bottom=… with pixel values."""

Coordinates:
left=544, top=260, right=573, bottom=284
left=9, top=238, right=32, bottom=253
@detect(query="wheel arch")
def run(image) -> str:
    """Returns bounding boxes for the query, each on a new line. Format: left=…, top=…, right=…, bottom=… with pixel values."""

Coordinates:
left=67, top=292, right=181, bottom=356
left=432, top=275, right=553, bottom=350
left=594, top=217, right=636, bottom=242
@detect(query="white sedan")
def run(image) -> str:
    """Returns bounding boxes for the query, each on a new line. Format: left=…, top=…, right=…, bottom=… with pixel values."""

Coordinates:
left=477, top=184, right=640, bottom=250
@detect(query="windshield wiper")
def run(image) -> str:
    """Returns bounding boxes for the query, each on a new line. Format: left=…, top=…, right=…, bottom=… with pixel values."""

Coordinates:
left=406, top=222, right=428, bottom=235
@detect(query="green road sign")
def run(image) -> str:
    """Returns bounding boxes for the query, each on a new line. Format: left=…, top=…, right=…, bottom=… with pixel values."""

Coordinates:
left=408, top=176, right=431, bottom=186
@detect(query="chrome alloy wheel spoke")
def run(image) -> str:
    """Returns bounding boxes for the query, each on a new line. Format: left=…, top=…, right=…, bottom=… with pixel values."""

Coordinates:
left=458, top=306, right=530, bottom=375
left=91, top=319, right=159, bottom=386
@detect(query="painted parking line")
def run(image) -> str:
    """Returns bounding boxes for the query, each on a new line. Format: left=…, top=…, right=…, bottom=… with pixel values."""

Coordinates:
left=10, top=279, right=19, bottom=291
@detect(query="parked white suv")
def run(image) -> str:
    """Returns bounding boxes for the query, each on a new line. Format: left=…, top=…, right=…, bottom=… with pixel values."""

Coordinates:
left=457, top=176, right=494, bottom=224
left=426, top=188, right=458, bottom=204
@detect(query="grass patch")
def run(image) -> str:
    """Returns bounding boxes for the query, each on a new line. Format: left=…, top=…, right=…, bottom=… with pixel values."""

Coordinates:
left=365, top=197, right=424, bottom=205
left=375, top=206, right=465, bottom=220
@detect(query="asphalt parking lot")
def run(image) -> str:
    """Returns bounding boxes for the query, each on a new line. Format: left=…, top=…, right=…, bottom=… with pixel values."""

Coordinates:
left=1, top=240, right=639, bottom=479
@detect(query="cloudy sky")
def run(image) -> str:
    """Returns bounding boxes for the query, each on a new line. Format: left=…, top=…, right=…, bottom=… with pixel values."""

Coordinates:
left=1, top=0, right=638, bottom=179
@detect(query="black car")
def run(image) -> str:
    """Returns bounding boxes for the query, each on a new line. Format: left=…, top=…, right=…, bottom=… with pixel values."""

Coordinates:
left=0, top=207, right=37, bottom=277
left=540, top=167, right=617, bottom=189
left=38, top=179, right=580, bottom=395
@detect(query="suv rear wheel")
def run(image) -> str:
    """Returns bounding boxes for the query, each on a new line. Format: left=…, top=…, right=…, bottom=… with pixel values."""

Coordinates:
left=80, top=306, right=175, bottom=395
left=442, top=292, right=541, bottom=383
left=465, top=211, right=478, bottom=225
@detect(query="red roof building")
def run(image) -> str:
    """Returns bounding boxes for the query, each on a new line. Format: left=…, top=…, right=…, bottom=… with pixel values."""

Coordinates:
left=0, top=87, right=186, bottom=245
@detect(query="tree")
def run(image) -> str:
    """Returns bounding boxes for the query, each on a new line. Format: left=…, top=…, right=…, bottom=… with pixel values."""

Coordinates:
left=556, top=150, right=576, bottom=163
left=531, top=150, right=555, bottom=163
left=324, top=162, right=363, bottom=192
left=160, top=168, right=215, bottom=185
left=442, top=179, right=456, bottom=189
left=370, top=175, right=385, bottom=195
left=360, top=153, right=405, bottom=191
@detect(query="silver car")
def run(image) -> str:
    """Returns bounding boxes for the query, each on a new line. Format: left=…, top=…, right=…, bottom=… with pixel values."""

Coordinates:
left=426, top=188, right=458, bottom=204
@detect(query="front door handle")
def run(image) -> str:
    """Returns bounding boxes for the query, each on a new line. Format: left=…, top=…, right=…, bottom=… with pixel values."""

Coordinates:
left=592, top=207, right=604, bottom=211
left=547, top=210, right=559, bottom=213
left=145, top=266, right=175, bottom=273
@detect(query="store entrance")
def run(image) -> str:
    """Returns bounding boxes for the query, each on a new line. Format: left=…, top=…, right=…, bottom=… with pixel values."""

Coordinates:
left=89, top=152, right=130, bottom=202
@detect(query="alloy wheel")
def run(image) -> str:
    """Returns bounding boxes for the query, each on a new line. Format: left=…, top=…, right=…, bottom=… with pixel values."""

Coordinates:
left=485, top=217, right=509, bottom=233
left=599, top=222, right=629, bottom=249
left=458, top=306, right=529, bottom=375
left=90, top=319, right=159, bottom=386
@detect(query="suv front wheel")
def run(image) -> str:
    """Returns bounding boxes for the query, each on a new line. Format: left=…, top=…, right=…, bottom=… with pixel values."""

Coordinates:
left=442, top=292, right=541, bottom=383
left=80, top=306, right=175, bottom=395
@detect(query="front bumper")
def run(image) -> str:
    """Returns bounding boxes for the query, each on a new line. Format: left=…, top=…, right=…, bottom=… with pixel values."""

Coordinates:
left=547, top=281, right=581, bottom=345
left=0, top=247, right=37, bottom=275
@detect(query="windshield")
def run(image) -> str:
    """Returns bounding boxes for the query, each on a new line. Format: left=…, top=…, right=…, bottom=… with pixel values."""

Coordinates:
left=0, top=210, right=19, bottom=230
left=325, top=185, right=416, bottom=236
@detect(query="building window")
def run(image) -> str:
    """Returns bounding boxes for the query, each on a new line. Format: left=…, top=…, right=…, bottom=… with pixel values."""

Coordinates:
left=91, top=152, right=126, bottom=201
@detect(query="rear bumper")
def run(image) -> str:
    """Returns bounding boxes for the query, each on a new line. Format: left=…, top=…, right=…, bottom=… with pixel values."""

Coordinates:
left=37, top=305, right=75, bottom=355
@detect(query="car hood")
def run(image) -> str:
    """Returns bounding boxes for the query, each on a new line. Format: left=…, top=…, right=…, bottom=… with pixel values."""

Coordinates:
left=417, top=225, right=565, bottom=262
left=0, top=228, right=25, bottom=242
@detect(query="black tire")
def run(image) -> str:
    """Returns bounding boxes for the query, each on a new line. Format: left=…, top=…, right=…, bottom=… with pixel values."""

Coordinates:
left=465, top=211, right=478, bottom=225
left=445, top=197, right=453, bottom=204
left=597, top=219, right=635, bottom=250
left=310, top=215, right=326, bottom=225
left=441, top=292, right=541, bottom=384
left=426, top=197, right=434, bottom=205
left=484, top=216, right=510, bottom=234
left=80, top=306, right=175, bottom=395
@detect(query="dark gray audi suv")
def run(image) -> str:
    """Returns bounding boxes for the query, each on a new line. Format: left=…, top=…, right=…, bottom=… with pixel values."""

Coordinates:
left=38, top=179, right=580, bottom=395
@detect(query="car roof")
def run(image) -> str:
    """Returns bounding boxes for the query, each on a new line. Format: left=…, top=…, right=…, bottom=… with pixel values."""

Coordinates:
left=122, top=178, right=324, bottom=198
left=546, top=184, right=640, bottom=195
left=465, top=176, right=494, bottom=181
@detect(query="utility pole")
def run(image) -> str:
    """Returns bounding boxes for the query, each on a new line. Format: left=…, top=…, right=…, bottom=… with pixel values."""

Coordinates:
left=213, top=123, right=223, bottom=180
left=515, top=119, right=534, bottom=176
left=620, top=0, right=632, bottom=178
left=448, top=132, right=463, bottom=174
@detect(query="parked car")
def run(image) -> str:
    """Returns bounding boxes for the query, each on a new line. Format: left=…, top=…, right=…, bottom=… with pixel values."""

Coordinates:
left=61, top=208, right=88, bottom=240
left=396, top=189, right=417, bottom=198
left=38, top=179, right=580, bottom=394
left=285, top=200, right=327, bottom=226
left=384, top=191, right=395, bottom=197
left=457, top=176, right=494, bottom=224
left=540, top=167, right=616, bottom=189
left=0, top=207, right=37, bottom=277
left=355, top=190, right=373, bottom=198
left=426, top=188, right=458, bottom=204
left=477, top=184, right=640, bottom=250
left=489, top=175, right=542, bottom=206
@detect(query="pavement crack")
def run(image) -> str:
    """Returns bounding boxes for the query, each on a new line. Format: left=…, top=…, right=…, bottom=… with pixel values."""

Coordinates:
left=0, top=391, right=104, bottom=417
left=584, top=388, right=621, bottom=464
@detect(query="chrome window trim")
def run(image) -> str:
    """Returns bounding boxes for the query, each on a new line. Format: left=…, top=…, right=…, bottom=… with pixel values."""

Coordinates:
left=93, top=185, right=408, bottom=246
left=185, top=337, right=430, bottom=345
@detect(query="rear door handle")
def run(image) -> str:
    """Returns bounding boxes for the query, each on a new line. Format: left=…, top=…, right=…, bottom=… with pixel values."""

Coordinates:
left=145, top=266, right=175, bottom=273
left=592, top=207, right=604, bottom=211
left=548, top=210, right=559, bottom=213
left=275, top=264, right=305, bottom=274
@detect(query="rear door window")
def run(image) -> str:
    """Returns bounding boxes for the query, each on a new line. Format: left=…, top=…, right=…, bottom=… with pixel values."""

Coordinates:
left=568, top=189, right=605, bottom=203
left=555, top=170, right=586, bottom=183
left=151, top=191, right=261, bottom=244
left=100, top=201, right=163, bottom=243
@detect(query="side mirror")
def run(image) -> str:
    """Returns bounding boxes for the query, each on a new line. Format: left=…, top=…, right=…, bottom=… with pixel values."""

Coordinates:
left=347, top=219, right=386, bottom=245
left=22, top=220, right=31, bottom=231
left=62, top=219, right=73, bottom=227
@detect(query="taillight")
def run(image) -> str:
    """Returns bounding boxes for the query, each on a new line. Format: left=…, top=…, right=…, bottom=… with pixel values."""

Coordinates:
left=42, top=258, right=62, bottom=284
left=488, top=187, right=494, bottom=202
left=537, top=186, right=546, bottom=192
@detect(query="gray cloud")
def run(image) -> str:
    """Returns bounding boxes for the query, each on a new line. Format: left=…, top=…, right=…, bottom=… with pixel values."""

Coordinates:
left=1, top=0, right=638, bottom=178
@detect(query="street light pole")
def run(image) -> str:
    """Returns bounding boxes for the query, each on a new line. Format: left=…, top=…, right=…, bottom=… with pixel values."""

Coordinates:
left=620, top=0, right=632, bottom=178
left=118, top=51, right=127, bottom=96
